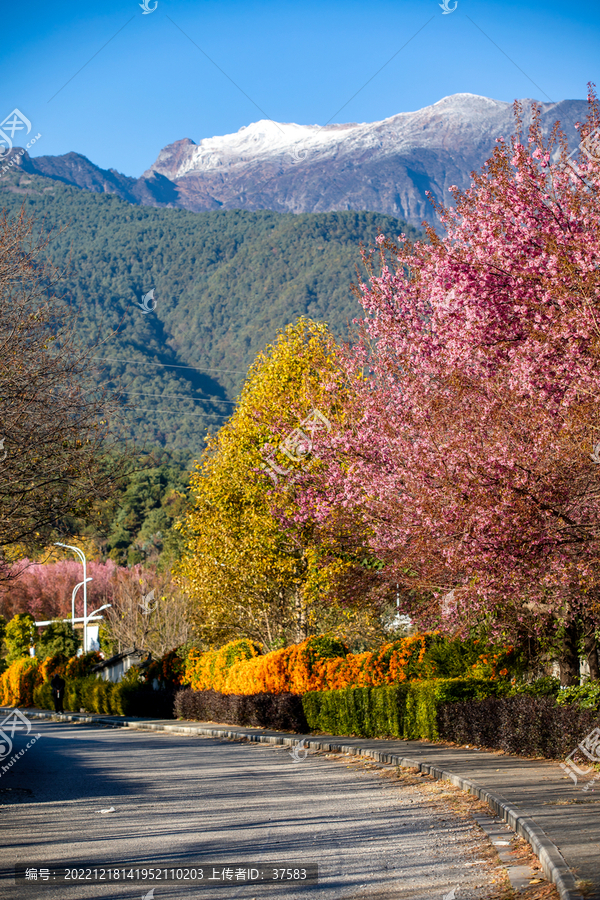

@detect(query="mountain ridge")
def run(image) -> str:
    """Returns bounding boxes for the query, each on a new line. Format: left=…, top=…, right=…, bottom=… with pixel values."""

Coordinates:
left=5, top=93, right=588, bottom=230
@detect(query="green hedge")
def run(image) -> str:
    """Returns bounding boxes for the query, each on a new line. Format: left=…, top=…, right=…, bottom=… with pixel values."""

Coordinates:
left=33, top=675, right=175, bottom=717
left=302, top=679, right=505, bottom=741
left=33, top=681, right=54, bottom=710
left=302, top=685, right=408, bottom=738
left=34, top=676, right=124, bottom=714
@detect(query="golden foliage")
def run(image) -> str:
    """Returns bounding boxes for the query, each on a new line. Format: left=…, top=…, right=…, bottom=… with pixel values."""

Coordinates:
left=0, top=657, right=39, bottom=706
left=183, top=633, right=437, bottom=695
left=176, top=319, right=353, bottom=646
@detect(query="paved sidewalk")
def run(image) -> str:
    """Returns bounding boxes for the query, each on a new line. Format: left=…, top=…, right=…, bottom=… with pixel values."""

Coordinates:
left=5, top=706, right=600, bottom=900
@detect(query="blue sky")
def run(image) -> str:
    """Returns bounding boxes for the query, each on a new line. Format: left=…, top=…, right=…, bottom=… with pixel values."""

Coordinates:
left=2, top=0, right=599, bottom=177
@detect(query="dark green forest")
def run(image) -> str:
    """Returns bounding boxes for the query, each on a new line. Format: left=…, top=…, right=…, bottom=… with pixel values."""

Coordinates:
left=1, top=169, right=421, bottom=458
left=85, top=460, right=189, bottom=566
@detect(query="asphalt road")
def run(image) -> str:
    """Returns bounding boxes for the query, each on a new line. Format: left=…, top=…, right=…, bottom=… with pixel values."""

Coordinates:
left=0, top=720, right=511, bottom=900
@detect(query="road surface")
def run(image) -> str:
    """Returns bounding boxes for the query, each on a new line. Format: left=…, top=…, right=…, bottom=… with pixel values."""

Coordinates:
left=0, top=719, right=519, bottom=899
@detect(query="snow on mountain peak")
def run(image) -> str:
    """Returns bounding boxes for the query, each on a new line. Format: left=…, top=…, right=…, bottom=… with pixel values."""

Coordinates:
left=147, top=93, right=522, bottom=181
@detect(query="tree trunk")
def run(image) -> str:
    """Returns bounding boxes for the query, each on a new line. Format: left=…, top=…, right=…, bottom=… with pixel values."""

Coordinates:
left=558, top=620, right=580, bottom=686
left=294, top=588, right=307, bottom=643
left=583, top=620, right=600, bottom=681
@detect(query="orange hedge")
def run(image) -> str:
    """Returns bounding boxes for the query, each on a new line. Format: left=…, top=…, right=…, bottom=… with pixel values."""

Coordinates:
left=184, top=639, right=262, bottom=693
left=0, top=658, right=39, bottom=707
left=0, top=652, right=103, bottom=708
left=184, top=633, right=438, bottom=696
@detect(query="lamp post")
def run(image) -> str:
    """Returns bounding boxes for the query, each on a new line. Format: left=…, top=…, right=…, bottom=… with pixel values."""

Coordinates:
left=71, top=578, right=93, bottom=624
left=83, top=604, right=112, bottom=652
left=55, top=543, right=89, bottom=652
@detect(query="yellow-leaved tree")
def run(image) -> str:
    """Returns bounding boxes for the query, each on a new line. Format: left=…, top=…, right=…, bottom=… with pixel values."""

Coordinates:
left=176, top=319, right=358, bottom=648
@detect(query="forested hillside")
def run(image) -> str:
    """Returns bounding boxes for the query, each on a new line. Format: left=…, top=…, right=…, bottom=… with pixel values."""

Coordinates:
left=1, top=171, right=421, bottom=458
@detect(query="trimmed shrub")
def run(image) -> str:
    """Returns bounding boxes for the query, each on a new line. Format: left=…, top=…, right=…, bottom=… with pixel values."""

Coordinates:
left=65, top=675, right=95, bottom=712
left=174, top=688, right=307, bottom=731
left=436, top=695, right=600, bottom=758
left=0, top=657, right=39, bottom=706
left=303, top=679, right=504, bottom=741
left=303, top=681, right=600, bottom=757
left=183, top=633, right=454, bottom=696
left=32, top=674, right=176, bottom=718
left=404, top=681, right=438, bottom=740
left=117, top=685, right=176, bottom=718
left=184, top=639, right=263, bottom=692
left=1, top=651, right=175, bottom=718
left=33, top=680, right=54, bottom=710
left=303, top=684, right=409, bottom=738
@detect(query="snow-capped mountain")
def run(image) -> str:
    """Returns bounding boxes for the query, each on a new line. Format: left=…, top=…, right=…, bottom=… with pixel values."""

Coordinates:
left=148, top=93, right=530, bottom=180
left=9, top=94, right=587, bottom=229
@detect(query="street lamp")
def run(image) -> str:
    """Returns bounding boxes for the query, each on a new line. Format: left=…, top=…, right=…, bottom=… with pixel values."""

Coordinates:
left=71, top=578, right=93, bottom=624
left=83, top=604, right=112, bottom=652
left=55, top=543, right=89, bottom=652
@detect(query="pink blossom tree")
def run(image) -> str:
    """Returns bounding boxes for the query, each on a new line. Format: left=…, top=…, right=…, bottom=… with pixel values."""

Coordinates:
left=0, top=558, right=119, bottom=621
left=291, top=88, right=600, bottom=682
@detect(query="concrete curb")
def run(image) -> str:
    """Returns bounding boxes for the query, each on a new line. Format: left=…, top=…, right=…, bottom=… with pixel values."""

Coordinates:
left=11, top=708, right=583, bottom=900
